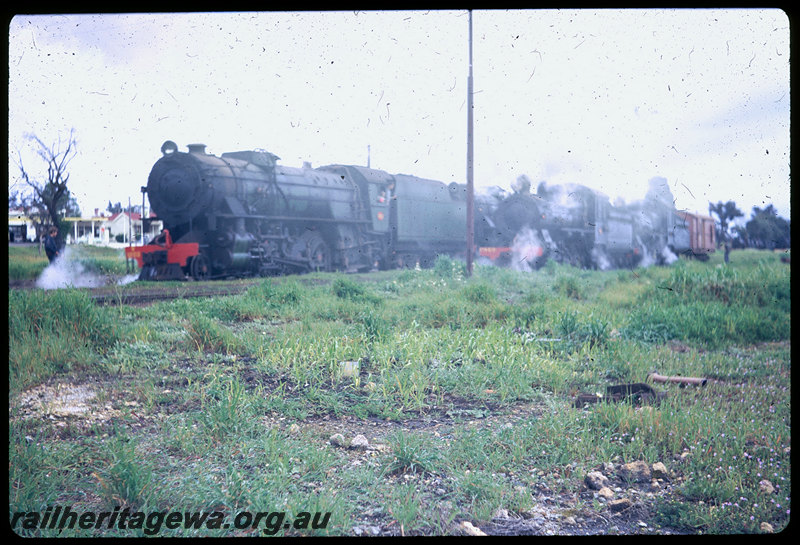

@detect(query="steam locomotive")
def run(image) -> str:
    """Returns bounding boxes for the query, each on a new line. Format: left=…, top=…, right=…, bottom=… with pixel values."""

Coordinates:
left=126, top=141, right=714, bottom=280
left=475, top=176, right=716, bottom=271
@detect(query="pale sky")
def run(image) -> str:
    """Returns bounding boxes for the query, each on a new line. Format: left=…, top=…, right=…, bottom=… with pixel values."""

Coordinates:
left=8, top=9, right=791, bottom=222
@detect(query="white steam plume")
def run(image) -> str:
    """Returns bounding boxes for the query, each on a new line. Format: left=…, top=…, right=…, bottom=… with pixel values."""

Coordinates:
left=510, top=227, right=544, bottom=272
left=36, top=246, right=137, bottom=289
left=636, top=236, right=655, bottom=268
left=660, top=245, right=678, bottom=265
left=591, top=247, right=612, bottom=270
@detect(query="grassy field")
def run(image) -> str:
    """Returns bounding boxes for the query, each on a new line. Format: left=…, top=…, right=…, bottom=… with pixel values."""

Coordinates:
left=8, top=249, right=791, bottom=536
left=8, top=244, right=129, bottom=284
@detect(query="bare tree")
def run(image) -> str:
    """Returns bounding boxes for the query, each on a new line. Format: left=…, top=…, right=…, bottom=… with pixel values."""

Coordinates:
left=12, top=129, right=78, bottom=245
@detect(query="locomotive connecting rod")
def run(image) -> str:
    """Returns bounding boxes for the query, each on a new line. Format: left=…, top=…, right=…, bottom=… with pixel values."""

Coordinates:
left=647, top=372, right=708, bottom=387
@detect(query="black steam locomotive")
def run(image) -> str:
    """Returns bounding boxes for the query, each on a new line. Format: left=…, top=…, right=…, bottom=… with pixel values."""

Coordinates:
left=127, top=141, right=714, bottom=280
left=475, top=175, right=715, bottom=271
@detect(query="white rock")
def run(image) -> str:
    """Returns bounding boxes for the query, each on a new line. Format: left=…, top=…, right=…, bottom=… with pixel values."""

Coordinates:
left=759, top=480, right=775, bottom=495
left=585, top=471, right=610, bottom=490
left=460, top=521, right=487, bottom=536
left=350, top=434, right=369, bottom=450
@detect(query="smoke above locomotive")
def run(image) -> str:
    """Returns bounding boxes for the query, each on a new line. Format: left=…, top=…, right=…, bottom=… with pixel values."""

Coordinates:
left=128, top=141, right=714, bottom=281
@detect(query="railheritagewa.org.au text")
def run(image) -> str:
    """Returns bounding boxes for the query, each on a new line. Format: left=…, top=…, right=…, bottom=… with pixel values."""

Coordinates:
left=11, top=505, right=331, bottom=535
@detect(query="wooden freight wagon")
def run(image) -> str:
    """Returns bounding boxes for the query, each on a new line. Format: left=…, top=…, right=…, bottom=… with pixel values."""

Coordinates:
left=677, top=211, right=716, bottom=260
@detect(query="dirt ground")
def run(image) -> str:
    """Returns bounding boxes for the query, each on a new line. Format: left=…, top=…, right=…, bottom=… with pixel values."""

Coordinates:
left=10, top=367, right=694, bottom=536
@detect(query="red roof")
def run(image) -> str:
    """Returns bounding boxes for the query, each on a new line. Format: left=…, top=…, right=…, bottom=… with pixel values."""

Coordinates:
left=109, top=212, right=142, bottom=221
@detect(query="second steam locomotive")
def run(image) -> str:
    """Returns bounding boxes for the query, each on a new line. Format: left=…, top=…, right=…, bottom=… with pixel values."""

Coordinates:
left=127, top=141, right=714, bottom=281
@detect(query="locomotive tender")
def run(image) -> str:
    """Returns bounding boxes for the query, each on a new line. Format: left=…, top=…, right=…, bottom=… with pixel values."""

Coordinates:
left=126, top=141, right=714, bottom=281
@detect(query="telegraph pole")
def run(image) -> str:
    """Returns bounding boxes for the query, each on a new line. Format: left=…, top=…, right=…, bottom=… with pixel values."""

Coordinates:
left=466, top=9, right=475, bottom=277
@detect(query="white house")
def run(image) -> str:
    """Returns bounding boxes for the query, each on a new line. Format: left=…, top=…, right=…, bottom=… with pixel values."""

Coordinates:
left=8, top=209, right=162, bottom=246
left=106, top=212, right=162, bottom=244
left=8, top=209, right=37, bottom=242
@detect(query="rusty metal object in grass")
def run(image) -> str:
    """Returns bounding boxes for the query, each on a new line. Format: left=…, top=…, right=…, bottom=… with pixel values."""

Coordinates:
left=647, top=372, right=707, bottom=387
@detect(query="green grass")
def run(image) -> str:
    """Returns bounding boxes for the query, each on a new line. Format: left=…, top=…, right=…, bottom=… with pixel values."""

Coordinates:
left=8, top=288, right=121, bottom=391
left=8, top=244, right=128, bottom=281
left=8, top=249, right=791, bottom=535
left=8, top=245, right=50, bottom=280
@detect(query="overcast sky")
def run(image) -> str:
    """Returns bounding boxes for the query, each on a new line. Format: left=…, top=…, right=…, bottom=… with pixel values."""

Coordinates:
left=8, top=9, right=791, bottom=222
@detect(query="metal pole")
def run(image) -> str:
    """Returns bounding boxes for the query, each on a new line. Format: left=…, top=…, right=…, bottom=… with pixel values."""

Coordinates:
left=466, top=10, right=475, bottom=277
left=141, top=186, right=147, bottom=246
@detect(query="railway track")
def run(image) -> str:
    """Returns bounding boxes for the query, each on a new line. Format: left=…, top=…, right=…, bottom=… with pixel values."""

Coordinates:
left=10, top=278, right=263, bottom=306
left=12, top=274, right=357, bottom=306
left=12, top=269, right=389, bottom=306
left=89, top=282, right=260, bottom=306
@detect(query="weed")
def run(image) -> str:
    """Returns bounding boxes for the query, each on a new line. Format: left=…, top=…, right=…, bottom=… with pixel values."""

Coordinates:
left=9, top=288, right=119, bottom=392
left=385, top=483, right=424, bottom=534
left=460, top=281, right=496, bottom=304
left=107, top=340, right=168, bottom=373
left=432, top=254, right=466, bottom=281
left=383, top=430, right=441, bottom=475
left=455, top=469, right=506, bottom=521
left=8, top=246, right=50, bottom=281
left=554, top=274, right=585, bottom=300
left=186, top=315, right=242, bottom=354
left=249, top=278, right=303, bottom=307
left=94, top=433, right=153, bottom=509
left=332, top=276, right=382, bottom=304
left=359, top=308, right=391, bottom=343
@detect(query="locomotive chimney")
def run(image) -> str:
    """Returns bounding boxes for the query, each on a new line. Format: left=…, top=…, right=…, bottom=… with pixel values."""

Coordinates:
left=187, top=143, right=207, bottom=154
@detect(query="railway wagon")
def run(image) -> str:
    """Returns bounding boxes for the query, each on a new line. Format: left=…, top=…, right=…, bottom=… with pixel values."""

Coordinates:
left=677, top=210, right=716, bottom=260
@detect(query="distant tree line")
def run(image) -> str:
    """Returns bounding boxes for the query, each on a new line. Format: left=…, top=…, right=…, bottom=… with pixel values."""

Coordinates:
left=709, top=200, right=790, bottom=250
left=107, top=201, right=143, bottom=216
